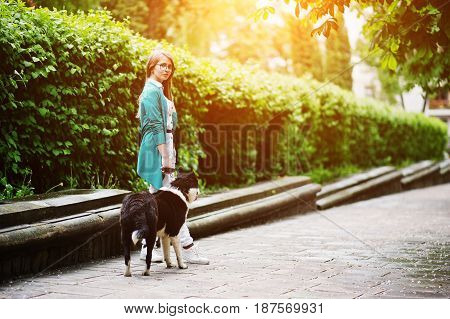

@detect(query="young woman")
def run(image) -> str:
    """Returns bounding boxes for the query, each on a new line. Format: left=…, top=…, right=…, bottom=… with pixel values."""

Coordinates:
left=136, top=49, right=209, bottom=265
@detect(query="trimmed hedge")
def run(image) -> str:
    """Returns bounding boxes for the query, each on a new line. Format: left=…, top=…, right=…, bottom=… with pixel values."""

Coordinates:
left=1, top=1, right=448, bottom=193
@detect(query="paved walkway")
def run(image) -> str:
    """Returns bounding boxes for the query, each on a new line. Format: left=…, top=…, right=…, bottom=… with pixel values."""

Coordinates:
left=1, top=183, right=449, bottom=299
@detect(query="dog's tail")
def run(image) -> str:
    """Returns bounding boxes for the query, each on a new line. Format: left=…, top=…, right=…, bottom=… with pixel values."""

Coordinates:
left=131, top=208, right=157, bottom=244
left=131, top=230, right=144, bottom=245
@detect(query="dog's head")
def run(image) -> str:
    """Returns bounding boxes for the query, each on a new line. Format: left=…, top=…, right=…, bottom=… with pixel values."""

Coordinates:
left=170, top=171, right=199, bottom=203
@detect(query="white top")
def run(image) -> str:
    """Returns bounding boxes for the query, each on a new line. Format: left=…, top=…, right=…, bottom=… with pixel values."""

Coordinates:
left=165, top=97, right=175, bottom=130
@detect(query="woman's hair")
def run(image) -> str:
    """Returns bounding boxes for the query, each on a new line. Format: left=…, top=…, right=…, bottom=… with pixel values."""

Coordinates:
left=145, top=49, right=176, bottom=101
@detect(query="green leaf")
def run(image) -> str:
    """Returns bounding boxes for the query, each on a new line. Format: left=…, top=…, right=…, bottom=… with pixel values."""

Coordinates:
left=31, top=57, right=40, bottom=62
left=390, top=41, right=399, bottom=53
left=38, top=108, right=49, bottom=117
left=12, top=152, right=21, bottom=162
left=7, top=136, right=16, bottom=147
left=388, top=54, right=397, bottom=70
left=102, top=128, right=112, bottom=136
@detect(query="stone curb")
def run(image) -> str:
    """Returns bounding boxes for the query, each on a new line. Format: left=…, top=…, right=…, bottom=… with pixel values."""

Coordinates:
left=188, top=183, right=321, bottom=238
left=401, top=163, right=441, bottom=190
left=0, top=182, right=321, bottom=254
left=316, top=159, right=449, bottom=210
left=0, top=177, right=319, bottom=280
left=316, top=171, right=403, bottom=210
left=439, top=159, right=450, bottom=183
left=317, top=166, right=395, bottom=200
left=189, top=176, right=311, bottom=218
left=0, top=206, right=120, bottom=254
left=0, top=189, right=130, bottom=228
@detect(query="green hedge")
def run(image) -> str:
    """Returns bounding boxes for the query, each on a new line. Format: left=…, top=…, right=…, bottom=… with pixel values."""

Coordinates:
left=1, top=1, right=448, bottom=193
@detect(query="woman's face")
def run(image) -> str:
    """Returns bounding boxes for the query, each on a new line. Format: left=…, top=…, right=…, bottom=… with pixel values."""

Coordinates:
left=151, top=55, right=173, bottom=83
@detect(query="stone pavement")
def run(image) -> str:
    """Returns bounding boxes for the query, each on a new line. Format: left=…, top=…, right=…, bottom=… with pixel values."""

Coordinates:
left=1, top=183, right=449, bottom=299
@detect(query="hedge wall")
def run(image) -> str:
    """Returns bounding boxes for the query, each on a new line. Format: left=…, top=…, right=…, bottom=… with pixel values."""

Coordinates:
left=1, top=1, right=448, bottom=193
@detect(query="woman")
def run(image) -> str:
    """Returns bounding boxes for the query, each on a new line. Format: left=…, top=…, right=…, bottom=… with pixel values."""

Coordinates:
left=137, top=49, right=209, bottom=265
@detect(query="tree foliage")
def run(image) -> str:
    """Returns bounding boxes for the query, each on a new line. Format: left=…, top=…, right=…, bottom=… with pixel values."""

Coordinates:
left=256, top=0, right=449, bottom=93
left=325, top=13, right=352, bottom=90
left=28, top=0, right=100, bottom=11
left=357, top=38, right=404, bottom=106
left=287, top=15, right=324, bottom=80
left=2, top=1, right=447, bottom=194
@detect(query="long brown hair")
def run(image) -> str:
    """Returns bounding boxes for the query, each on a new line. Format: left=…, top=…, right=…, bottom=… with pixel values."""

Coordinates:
left=145, top=49, right=176, bottom=101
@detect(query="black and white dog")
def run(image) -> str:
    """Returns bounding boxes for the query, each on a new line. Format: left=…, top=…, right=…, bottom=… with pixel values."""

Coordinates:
left=120, top=172, right=199, bottom=276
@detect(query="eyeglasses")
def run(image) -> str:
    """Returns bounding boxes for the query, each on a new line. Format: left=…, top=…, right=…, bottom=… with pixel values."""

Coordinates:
left=157, top=63, right=173, bottom=71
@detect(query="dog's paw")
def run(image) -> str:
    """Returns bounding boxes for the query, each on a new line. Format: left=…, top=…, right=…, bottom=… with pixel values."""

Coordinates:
left=124, top=271, right=132, bottom=277
left=165, top=262, right=174, bottom=268
left=178, top=263, right=188, bottom=269
left=142, top=270, right=150, bottom=276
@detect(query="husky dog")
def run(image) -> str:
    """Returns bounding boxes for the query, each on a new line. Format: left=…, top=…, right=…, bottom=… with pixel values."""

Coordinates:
left=120, top=172, right=199, bottom=276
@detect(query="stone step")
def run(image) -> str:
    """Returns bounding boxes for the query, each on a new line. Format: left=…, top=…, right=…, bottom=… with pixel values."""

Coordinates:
left=317, top=166, right=395, bottom=200
left=316, top=171, right=403, bottom=210
left=440, top=159, right=450, bottom=183
left=0, top=176, right=319, bottom=281
left=190, top=176, right=311, bottom=217
left=188, top=183, right=321, bottom=238
left=401, top=160, right=434, bottom=177
left=316, top=159, right=450, bottom=210
left=401, top=161, right=442, bottom=190
left=0, top=189, right=130, bottom=229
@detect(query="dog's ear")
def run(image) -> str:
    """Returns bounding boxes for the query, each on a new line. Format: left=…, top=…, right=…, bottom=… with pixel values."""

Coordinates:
left=187, top=171, right=198, bottom=187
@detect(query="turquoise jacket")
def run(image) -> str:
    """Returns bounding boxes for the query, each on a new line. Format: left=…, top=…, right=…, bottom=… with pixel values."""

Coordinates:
left=136, top=80, right=178, bottom=189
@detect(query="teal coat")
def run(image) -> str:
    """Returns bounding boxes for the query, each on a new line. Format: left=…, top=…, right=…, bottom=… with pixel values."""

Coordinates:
left=136, top=81, right=178, bottom=189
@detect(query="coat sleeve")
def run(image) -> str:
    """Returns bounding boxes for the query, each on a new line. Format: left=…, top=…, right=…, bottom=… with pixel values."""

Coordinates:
left=141, top=88, right=166, bottom=145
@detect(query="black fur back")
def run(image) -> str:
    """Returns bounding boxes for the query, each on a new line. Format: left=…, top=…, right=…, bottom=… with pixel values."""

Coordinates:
left=120, top=191, right=157, bottom=241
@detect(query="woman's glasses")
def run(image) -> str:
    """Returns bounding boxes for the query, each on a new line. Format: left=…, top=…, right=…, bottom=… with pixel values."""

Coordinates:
left=157, top=63, right=173, bottom=71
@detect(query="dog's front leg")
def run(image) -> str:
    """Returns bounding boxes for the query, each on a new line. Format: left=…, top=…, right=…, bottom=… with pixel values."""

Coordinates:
left=170, top=236, right=188, bottom=269
left=161, top=235, right=173, bottom=268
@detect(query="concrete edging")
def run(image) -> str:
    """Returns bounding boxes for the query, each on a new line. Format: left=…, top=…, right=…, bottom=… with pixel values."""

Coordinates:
left=401, top=160, right=442, bottom=190
left=316, top=159, right=450, bottom=210
left=316, top=171, right=403, bottom=210
left=189, top=183, right=321, bottom=238
left=0, top=177, right=320, bottom=281
left=317, top=166, right=395, bottom=200
left=189, top=176, right=311, bottom=217
left=0, top=189, right=130, bottom=228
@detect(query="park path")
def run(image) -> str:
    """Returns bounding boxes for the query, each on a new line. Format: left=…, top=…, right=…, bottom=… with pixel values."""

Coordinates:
left=1, top=183, right=449, bottom=298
